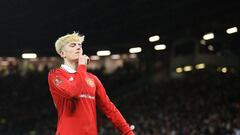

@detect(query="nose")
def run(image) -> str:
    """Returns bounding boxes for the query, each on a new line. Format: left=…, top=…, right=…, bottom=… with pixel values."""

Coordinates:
left=76, top=45, right=83, bottom=54
left=76, top=45, right=80, bottom=50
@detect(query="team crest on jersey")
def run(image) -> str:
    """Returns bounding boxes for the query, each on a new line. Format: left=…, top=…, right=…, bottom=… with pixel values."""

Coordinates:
left=54, top=77, right=62, bottom=86
left=85, top=78, right=95, bottom=87
left=69, top=77, right=74, bottom=81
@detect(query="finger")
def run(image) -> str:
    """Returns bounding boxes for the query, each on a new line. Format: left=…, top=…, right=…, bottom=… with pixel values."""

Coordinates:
left=80, top=49, right=83, bottom=55
left=84, top=55, right=90, bottom=64
left=87, top=57, right=90, bottom=64
left=83, top=54, right=89, bottom=59
left=86, top=55, right=89, bottom=60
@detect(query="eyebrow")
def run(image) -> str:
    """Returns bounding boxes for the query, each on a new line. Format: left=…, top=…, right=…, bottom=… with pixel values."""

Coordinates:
left=68, top=42, right=77, bottom=45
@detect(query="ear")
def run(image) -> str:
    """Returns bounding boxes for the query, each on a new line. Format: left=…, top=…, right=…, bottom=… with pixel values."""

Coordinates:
left=59, top=50, right=66, bottom=58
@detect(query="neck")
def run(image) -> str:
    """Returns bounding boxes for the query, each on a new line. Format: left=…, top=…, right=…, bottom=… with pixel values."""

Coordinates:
left=63, top=59, right=78, bottom=70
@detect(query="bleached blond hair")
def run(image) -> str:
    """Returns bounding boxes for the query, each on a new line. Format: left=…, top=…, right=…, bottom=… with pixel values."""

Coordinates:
left=55, top=32, right=85, bottom=54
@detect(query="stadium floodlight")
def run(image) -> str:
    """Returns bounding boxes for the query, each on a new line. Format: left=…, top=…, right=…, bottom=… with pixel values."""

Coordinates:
left=90, top=55, right=100, bottom=60
left=221, top=67, right=227, bottom=73
left=97, top=50, right=111, bottom=56
left=149, top=35, right=160, bottom=42
left=111, top=54, right=120, bottom=60
left=22, top=53, right=37, bottom=59
left=195, top=63, right=205, bottom=70
left=183, top=66, right=192, bottom=72
left=203, top=33, right=214, bottom=40
left=226, top=27, right=238, bottom=34
left=176, top=67, right=183, bottom=73
left=129, top=47, right=142, bottom=53
left=154, top=44, right=166, bottom=50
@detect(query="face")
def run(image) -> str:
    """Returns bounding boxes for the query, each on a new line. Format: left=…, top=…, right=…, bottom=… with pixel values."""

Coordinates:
left=60, top=42, right=82, bottom=62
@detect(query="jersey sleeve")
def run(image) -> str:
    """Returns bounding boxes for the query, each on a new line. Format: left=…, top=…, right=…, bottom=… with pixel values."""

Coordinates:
left=94, top=75, right=134, bottom=135
left=48, top=65, right=87, bottom=99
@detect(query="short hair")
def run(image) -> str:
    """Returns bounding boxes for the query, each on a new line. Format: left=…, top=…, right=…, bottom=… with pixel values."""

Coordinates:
left=55, top=32, right=85, bottom=54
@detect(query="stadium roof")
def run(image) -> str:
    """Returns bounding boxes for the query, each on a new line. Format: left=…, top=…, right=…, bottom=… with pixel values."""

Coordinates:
left=0, top=0, right=239, bottom=57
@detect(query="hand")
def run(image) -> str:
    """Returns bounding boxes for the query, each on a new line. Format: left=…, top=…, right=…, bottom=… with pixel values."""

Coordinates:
left=78, top=54, right=89, bottom=65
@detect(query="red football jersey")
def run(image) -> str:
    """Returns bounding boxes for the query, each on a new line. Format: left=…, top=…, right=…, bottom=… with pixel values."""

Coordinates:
left=48, top=65, right=134, bottom=135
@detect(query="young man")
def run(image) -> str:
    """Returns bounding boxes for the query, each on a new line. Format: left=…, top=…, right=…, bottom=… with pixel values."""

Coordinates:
left=48, top=32, right=134, bottom=135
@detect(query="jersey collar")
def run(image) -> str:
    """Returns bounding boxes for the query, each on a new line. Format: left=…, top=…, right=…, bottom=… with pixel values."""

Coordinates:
left=61, top=64, right=76, bottom=73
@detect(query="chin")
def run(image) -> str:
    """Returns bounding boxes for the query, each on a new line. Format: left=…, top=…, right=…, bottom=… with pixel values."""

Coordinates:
left=69, top=57, right=78, bottom=62
left=73, top=58, right=78, bottom=62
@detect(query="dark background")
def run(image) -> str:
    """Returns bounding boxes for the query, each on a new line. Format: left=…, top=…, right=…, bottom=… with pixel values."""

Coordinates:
left=0, top=0, right=239, bottom=56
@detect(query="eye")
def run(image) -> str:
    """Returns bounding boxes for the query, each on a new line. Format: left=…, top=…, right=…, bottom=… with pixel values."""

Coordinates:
left=69, top=43, right=76, bottom=47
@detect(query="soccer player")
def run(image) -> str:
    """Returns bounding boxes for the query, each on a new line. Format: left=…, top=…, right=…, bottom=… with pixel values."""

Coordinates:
left=48, top=32, right=134, bottom=135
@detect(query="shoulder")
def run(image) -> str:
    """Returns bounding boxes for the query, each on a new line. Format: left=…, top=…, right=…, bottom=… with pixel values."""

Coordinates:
left=87, top=72, right=98, bottom=79
left=48, top=68, right=65, bottom=85
left=48, top=68, right=63, bottom=77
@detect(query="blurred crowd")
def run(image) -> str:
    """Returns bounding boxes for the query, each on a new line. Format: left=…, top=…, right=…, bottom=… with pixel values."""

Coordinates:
left=98, top=71, right=240, bottom=135
left=0, top=61, right=239, bottom=135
